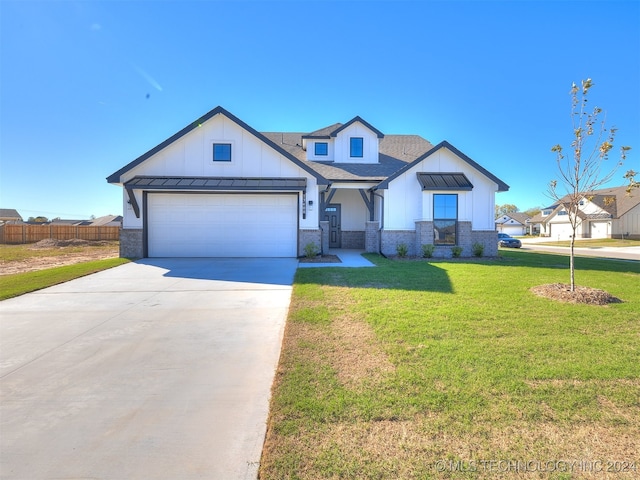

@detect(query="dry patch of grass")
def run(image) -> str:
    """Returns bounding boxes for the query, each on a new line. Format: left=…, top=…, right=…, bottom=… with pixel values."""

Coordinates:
left=263, top=418, right=639, bottom=479
left=0, top=240, right=119, bottom=275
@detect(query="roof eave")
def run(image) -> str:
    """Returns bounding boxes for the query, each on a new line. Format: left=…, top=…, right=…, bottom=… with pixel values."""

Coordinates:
left=107, top=106, right=329, bottom=185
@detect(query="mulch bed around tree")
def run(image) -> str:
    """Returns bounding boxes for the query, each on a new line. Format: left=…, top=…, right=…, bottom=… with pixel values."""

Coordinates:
left=531, top=283, right=622, bottom=305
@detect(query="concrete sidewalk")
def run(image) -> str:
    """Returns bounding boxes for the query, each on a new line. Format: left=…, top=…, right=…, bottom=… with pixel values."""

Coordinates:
left=297, top=249, right=376, bottom=268
left=0, top=258, right=297, bottom=480
left=519, top=238, right=640, bottom=261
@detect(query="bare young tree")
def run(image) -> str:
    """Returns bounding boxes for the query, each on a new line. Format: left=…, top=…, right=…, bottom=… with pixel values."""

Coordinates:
left=548, top=78, right=631, bottom=291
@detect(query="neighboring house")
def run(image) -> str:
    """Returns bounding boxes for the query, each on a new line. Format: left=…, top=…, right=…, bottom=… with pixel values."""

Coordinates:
left=0, top=208, right=23, bottom=224
left=76, top=215, right=123, bottom=227
left=107, top=106, right=509, bottom=258
left=50, top=218, right=85, bottom=225
left=531, top=186, right=640, bottom=240
left=495, top=212, right=530, bottom=236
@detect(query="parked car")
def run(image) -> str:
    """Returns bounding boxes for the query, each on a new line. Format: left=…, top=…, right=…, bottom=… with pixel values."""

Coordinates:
left=498, top=233, right=522, bottom=248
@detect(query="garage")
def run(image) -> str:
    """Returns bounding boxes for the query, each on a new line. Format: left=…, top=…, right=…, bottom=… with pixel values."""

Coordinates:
left=590, top=221, right=610, bottom=239
left=147, top=193, right=298, bottom=257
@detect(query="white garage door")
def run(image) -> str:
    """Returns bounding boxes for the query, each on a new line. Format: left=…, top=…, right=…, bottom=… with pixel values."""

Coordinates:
left=549, top=221, right=576, bottom=240
left=148, top=193, right=298, bottom=257
left=590, top=221, right=609, bottom=239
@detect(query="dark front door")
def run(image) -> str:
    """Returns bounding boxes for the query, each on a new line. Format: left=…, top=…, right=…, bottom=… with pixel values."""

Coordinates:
left=324, top=204, right=341, bottom=248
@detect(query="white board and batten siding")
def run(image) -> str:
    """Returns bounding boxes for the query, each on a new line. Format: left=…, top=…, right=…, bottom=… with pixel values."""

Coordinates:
left=384, top=148, right=498, bottom=230
left=122, top=114, right=319, bottom=231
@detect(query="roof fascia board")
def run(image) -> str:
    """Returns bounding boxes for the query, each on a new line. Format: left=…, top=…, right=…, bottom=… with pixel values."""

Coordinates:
left=374, top=141, right=510, bottom=192
left=330, top=116, right=384, bottom=138
left=106, top=106, right=328, bottom=185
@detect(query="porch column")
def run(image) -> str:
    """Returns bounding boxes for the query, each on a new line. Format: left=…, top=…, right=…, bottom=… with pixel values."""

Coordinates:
left=320, top=220, right=330, bottom=254
left=365, top=221, right=380, bottom=253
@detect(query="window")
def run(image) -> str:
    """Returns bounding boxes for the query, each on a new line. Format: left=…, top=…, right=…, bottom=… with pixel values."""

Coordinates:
left=315, top=142, right=328, bottom=156
left=213, top=143, right=232, bottom=162
left=433, top=194, right=457, bottom=245
left=350, top=137, right=363, bottom=157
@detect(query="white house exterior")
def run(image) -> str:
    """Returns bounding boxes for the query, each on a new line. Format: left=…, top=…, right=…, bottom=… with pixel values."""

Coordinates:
left=107, top=107, right=509, bottom=258
left=495, top=212, right=530, bottom=236
left=532, top=186, right=640, bottom=240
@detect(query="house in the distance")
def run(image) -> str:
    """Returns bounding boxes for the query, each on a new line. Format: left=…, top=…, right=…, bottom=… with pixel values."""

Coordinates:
left=0, top=208, right=23, bottom=224
left=495, top=212, right=530, bottom=236
left=107, top=106, right=509, bottom=258
left=530, top=186, right=640, bottom=240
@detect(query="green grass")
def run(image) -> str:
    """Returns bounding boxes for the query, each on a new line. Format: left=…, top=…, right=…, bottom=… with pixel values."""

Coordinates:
left=0, top=258, right=130, bottom=300
left=261, top=251, right=640, bottom=479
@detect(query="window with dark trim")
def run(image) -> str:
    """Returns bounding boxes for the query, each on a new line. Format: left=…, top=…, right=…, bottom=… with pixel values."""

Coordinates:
left=433, top=194, right=458, bottom=245
left=213, top=143, right=232, bottom=162
left=315, top=142, right=328, bottom=156
left=350, top=137, right=363, bottom=157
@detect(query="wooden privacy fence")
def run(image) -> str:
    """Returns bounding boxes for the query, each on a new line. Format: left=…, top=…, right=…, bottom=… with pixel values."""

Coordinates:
left=0, top=224, right=120, bottom=244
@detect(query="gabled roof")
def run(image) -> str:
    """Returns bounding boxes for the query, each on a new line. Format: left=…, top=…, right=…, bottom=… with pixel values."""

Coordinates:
left=0, top=208, right=22, bottom=220
left=262, top=132, right=433, bottom=182
left=106, top=106, right=328, bottom=185
left=374, top=141, right=509, bottom=192
left=329, top=116, right=384, bottom=138
left=537, top=186, right=640, bottom=223
left=107, top=107, right=506, bottom=192
left=301, top=123, right=342, bottom=139
left=496, top=212, right=530, bottom=225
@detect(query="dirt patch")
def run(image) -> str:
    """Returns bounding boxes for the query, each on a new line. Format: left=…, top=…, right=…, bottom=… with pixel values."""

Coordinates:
left=1, top=240, right=120, bottom=275
left=299, top=254, right=341, bottom=264
left=531, top=283, right=622, bottom=305
left=29, top=238, right=114, bottom=249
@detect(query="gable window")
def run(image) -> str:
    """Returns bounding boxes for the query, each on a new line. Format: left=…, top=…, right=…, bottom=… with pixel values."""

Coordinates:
left=315, top=142, right=328, bottom=156
left=350, top=137, right=363, bottom=157
left=433, top=194, right=457, bottom=245
left=213, top=143, right=232, bottom=162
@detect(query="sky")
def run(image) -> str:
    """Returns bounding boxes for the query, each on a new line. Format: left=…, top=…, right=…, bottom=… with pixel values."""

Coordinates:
left=1, top=0, right=639, bottom=221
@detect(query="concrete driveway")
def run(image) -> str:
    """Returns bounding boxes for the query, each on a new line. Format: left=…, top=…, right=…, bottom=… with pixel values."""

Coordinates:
left=0, top=258, right=298, bottom=480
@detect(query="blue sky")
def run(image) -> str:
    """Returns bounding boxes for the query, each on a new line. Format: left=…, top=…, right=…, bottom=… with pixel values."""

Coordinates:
left=1, top=0, right=638, bottom=220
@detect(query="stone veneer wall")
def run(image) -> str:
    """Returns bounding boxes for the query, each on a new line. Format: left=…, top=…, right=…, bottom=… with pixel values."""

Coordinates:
left=120, top=228, right=143, bottom=258
left=381, top=222, right=498, bottom=257
left=341, top=231, right=365, bottom=249
left=320, top=221, right=329, bottom=254
left=365, top=221, right=380, bottom=253
left=381, top=230, right=417, bottom=256
left=298, top=229, right=322, bottom=257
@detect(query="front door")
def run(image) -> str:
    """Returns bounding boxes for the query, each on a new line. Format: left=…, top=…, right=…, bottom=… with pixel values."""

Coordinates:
left=324, top=204, right=341, bottom=248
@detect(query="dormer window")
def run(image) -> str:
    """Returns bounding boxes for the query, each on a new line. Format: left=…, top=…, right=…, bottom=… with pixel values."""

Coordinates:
left=315, top=142, right=328, bottom=156
left=350, top=137, right=363, bottom=158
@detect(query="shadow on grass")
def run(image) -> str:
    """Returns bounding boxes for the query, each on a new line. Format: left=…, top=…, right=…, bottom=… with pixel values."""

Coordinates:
left=294, top=250, right=638, bottom=294
left=294, top=256, right=454, bottom=293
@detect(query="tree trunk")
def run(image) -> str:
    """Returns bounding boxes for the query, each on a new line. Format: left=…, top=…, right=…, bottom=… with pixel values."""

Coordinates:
left=569, top=233, right=576, bottom=291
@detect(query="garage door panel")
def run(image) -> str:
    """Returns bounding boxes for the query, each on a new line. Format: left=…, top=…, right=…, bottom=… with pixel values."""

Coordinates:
left=148, top=193, right=297, bottom=257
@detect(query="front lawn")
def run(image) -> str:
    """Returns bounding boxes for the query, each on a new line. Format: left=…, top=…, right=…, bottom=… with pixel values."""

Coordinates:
left=0, top=258, right=130, bottom=300
left=261, top=251, right=640, bottom=479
